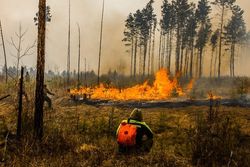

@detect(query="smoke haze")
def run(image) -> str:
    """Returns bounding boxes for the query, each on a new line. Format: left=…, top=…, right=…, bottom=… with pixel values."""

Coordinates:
left=0, top=0, right=249, bottom=76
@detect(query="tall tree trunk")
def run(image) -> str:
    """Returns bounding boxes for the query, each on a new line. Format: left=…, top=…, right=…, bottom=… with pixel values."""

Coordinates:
left=97, top=0, right=105, bottom=85
left=218, top=5, right=225, bottom=78
left=184, top=48, right=188, bottom=77
left=210, top=48, right=214, bottom=78
left=0, top=21, right=8, bottom=83
left=147, top=29, right=152, bottom=76
left=151, top=30, right=156, bottom=75
left=176, top=26, right=181, bottom=74
left=180, top=40, right=184, bottom=73
left=17, top=67, right=24, bottom=140
left=195, top=49, right=199, bottom=78
left=34, top=0, right=46, bottom=140
left=189, top=39, right=194, bottom=78
left=230, top=43, right=235, bottom=77
left=77, top=24, right=81, bottom=88
left=139, top=44, right=142, bottom=75
left=214, top=46, right=218, bottom=77
left=232, top=44, right=235, bottom=77
left=67, top=0, right=71, bottom=85
left=199, top=47, right=203, bottom=78
left=161, top=34, right=166, bottom=69
left=158, top=30, right=163, bottom=70
left=130, top=38, right=134, bottom=77
left=168, top=30, right=173, bottom=72
left=165, top=32, right=169, bottom=69
left=142, top=41, right=148, bottom=77
left=133, top=37, right=138, bottom=77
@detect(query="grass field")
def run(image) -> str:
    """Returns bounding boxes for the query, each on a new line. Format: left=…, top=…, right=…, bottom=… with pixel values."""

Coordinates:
left=0, top=89, right=250, bottom=166
left=0, top=77, right=250, bottom=166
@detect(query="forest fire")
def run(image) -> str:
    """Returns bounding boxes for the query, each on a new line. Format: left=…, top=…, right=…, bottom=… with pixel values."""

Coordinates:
left=70, top=69, right=193, bottom=101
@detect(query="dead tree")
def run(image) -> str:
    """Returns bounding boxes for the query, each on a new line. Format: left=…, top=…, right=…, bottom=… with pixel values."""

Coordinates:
left=34, top=0, right=46, bottom=140
left=0, top=21, right=8, bottom=83
left=17, top=67, right=24, bottom=140
left=9, top=24, right=36, bottom=80
left=97, top=0, right=105, bottom=85
left=77, top=23, right=81, bottom=88
left=67, top=0, right=71, bottom=85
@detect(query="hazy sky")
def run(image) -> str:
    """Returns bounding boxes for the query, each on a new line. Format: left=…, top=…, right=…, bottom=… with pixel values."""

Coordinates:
left=0, top=0, right=249, bottom=76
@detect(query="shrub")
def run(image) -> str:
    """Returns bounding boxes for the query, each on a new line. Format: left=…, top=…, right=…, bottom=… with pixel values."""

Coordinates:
left=189, top=99, right=248, bottom=166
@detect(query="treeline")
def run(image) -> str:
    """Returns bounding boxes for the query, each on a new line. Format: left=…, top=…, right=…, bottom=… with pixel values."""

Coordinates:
left=123, top=0, right=249, bottom=78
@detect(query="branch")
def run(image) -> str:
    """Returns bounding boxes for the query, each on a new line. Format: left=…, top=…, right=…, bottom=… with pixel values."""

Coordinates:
left=9, top=37, right=19, bottom=51
left=20, top=40, right=36, bottom=58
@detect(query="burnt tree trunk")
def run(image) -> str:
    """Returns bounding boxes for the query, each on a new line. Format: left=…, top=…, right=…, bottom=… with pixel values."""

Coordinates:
left=34, top=0, right=46, bottom=140
left=17, top=67, right=24, bottom=140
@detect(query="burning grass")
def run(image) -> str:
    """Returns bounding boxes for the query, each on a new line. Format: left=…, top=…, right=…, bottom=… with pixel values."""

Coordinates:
left=70, top=69, right=193, bottom=101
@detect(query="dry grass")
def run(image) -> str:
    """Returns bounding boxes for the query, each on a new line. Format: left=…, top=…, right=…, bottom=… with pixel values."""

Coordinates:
left=0, top=83, right=250, bottom=166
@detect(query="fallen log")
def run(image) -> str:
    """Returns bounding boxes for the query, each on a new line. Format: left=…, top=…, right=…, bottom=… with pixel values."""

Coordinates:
left=0, top=95, right=10, bottom=101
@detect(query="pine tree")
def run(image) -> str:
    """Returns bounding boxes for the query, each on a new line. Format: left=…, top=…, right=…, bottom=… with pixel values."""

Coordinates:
left=195, top=0, right=211, bottom=78
left=212, top=0, right=235, bottom=78
left=224, top=5, right=246, bottom=77
left=210, top=29, right=219, bottom=78
left=34, top=0, right=46, bottom=140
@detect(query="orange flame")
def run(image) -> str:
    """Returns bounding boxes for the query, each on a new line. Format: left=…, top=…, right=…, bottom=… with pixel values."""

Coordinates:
left=70, top=69, right=193, bottom=101
left=207, top=91, right=221, bottom=100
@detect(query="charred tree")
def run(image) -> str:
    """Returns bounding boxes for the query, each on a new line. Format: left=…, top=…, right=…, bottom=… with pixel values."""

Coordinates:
left=34, top=0, right=46, bottom=140
left=17, top=67, right=24, bottom=140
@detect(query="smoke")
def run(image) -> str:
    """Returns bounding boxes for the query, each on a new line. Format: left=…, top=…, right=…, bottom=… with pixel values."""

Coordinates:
left=0, top=0, right=249, bottom=76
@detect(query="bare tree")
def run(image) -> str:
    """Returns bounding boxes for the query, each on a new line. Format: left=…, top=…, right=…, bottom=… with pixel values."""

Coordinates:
left=67, top=0, right=71, bottom=85
left=0, top=21, right=8, bottom=83
left=77, top=23, right=81, bottom=88
left=97, top=0, right=105, bottom=85
left=9, top=24, right=36, bottom=80
left=34, top=0, right=46, bottom=140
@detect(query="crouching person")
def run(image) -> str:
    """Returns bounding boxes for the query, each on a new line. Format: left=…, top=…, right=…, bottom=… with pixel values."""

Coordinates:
left=116, top=108, right=153, bottom=153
